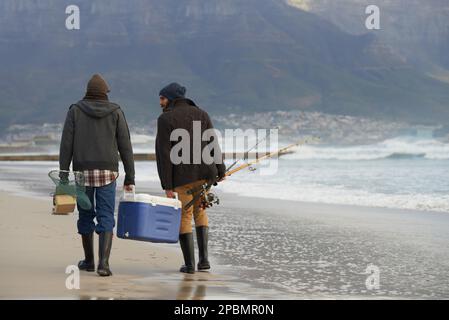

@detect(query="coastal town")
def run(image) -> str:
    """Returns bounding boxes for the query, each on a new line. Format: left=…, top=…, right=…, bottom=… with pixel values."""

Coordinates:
left=0, top=110, right=442, bottom=155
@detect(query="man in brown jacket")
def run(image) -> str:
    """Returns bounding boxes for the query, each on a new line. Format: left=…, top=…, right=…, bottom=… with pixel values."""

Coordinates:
left=156, top=82, right=225, bottom=274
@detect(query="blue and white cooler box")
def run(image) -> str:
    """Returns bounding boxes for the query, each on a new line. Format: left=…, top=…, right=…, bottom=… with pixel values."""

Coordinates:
left=117, top=192, right=182, bottom=243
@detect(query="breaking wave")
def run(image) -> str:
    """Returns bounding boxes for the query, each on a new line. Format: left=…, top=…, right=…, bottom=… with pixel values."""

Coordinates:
left=283, top=137, right=449, bottom=161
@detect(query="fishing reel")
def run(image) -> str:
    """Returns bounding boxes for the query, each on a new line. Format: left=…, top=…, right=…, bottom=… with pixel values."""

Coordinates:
left=199, top=191, right=220, bottom=209
left=185, top=181, right=220, bottom=210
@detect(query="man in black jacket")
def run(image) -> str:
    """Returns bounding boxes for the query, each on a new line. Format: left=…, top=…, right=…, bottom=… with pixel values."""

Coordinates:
left=60, top=74, right=135, bottom=277
left=156, top=82, right=225, bottom=274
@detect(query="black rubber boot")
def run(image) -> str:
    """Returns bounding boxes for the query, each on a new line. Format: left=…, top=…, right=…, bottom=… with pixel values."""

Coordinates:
left=97, top=231, right=113, bottom=277
left=78, top=233, right=95, bottom=272
left=196, top=226, right=211, bottom=271
left=179, top=233, right=195, bottom=274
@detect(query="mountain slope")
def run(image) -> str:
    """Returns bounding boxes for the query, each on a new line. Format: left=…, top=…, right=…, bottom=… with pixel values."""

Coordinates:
left=0, top=0, right=448, bottom=130
left=288, top=0, right=449, bottom=72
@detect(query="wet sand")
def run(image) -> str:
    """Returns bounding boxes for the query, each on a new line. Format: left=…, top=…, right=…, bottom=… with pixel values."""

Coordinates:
left=0, top=192, right=272, bottom=300
left=1, top=161, right=449, bottom=299
left=2, top=191, right=449, bottom=300
left=207, top=193, right=449, bottom=299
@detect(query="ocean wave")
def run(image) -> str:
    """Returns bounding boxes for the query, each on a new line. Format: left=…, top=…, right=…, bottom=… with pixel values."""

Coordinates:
left=218, top=180, right=449, bottom=213
left=283, top=137, right=449, bottom=161
left=383, top=152, right=426, bottom=160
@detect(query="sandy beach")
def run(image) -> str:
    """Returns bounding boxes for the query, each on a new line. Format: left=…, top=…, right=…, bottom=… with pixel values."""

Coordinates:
left=1, top=161, right=449, bottom=299
left=0, top=192, right=273, bottom=300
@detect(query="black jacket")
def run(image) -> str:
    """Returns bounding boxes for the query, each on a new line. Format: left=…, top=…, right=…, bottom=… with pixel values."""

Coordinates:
left=155, top=98, right=226, bottom=190
left=59, top=99, right=135, bottom=185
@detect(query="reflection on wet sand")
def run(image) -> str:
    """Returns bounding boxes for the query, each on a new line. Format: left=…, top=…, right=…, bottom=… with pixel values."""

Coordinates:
left=176, top=274, right=207, bottom=300
left=71, top=269, right=268, bottom=300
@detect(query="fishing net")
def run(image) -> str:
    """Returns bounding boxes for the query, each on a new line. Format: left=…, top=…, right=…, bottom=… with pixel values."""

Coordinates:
left=48, top=170, right=92, bottom=210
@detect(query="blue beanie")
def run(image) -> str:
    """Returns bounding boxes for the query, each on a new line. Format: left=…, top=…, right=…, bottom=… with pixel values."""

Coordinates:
left=159, top=82, right=186, bottom=101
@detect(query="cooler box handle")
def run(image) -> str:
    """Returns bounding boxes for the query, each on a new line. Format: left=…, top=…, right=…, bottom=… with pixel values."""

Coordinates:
left=122, top=186, right=136, bottom=201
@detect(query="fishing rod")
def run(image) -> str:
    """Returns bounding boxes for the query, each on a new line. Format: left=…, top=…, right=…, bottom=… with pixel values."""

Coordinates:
left=187, top=132, right=270, bottom=198
left=184, top=134, right=269, bottom=209
left=225, top=130, right=271, bottom=174
left=184, top=136, right=320, bottom=210
left=226, top=136, right=319, bottom=177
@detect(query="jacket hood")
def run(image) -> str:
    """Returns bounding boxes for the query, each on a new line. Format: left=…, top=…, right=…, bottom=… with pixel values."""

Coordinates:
left=75, top=100, right=120, bottom=118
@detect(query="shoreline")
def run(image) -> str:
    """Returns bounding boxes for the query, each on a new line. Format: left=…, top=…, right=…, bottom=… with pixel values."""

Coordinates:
left=1, top=159, right=447, bottom=215
left=0, top=190, right=390, bottom=300
left=2, top=162, right=449, bottom=298
left=0, top=158, right=446, bottom=216
left=0, top=191, right=284, bottom=300
left=2, top=190, right=449, bottom=299
left=0, top=152, right=279, bottom=162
